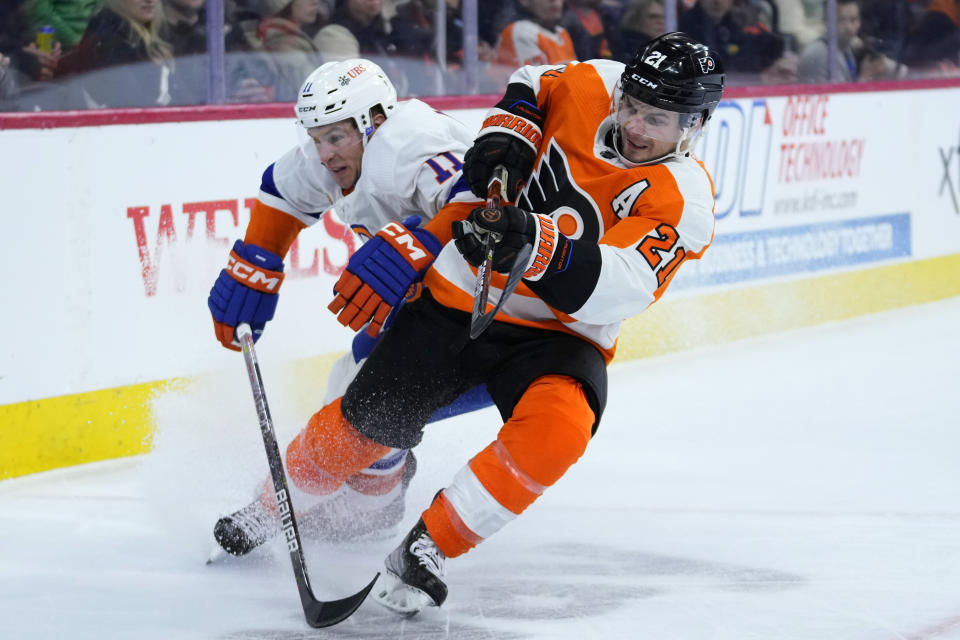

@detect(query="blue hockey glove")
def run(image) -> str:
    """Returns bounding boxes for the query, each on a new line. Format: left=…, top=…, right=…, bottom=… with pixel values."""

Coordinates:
left=208, top=240, right=285, bottom=351
left=328, top=216, right=441, bottom=337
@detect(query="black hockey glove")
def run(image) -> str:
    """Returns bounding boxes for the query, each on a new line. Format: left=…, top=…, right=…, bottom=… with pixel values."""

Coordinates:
left=463, top=133, right=537, bottom=202
left=463, top=84, right=545, bottom=200
left=455, top=206, right=600, bottom=314
left=453, top=205, right=546, bottom=274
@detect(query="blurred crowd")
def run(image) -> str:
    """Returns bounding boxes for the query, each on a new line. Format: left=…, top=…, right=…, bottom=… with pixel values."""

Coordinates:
left=1, top=0, right=959, bottom=111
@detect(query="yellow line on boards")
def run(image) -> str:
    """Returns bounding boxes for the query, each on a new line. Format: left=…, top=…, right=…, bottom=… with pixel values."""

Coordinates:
left=2, top=253, right=958, bottom=481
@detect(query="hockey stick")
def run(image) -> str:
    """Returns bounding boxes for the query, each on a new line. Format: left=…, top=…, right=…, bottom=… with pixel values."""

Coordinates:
left=468, top=166, right=534, bottom=340
left=235, top=323, right=378, bottom=628
left=469, top=242, right=533, bottom=340
left=468, top=166, right=506, bottom=333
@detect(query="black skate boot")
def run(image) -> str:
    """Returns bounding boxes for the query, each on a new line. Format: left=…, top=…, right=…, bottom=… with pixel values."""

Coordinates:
left=302, top=450, right=418, bottom=544
left=373, top=518, right=448, bottom=616
left=213, top=498, right=279, bottom=556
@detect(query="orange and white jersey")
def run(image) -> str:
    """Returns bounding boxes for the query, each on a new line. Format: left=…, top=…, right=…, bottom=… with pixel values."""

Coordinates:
left=497, top=19, right=577, bottom=68
left=425, top=60, right=717, bottom=361
left=256, top=99, right=475, bottom=237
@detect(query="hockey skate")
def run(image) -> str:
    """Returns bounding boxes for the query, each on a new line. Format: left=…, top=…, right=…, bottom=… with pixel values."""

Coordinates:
left=373, top=518, right=448, bottom=616
left=213, top=451, right=417, bottom=556
left=213, top=497, right=279, bottom=556
left=301, top=450, right=417, bottom=544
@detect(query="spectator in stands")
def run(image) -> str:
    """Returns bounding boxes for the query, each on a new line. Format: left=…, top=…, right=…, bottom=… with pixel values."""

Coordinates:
left=390, top=0, right=503, bottom=94
left=1, top=0, right=61, bottom=84
left=389, top=1, right=497, bottom=66
left=497, top=0, right=577, bottom=68
left=26, top=0, right=102, bottom=51
left=855, top=40, right=901, bottom=81
left=797, top=0, right=860, bottom=82
left=562, top=0, right=617, bottom=60
left=901, top=0, right=960, bottom=75
left=679, top=0, right=797, bottom=82
left=314, top=0, right=396, bottom=61
left=772, top=0, right=823, bottom=50
left=611, top=0, right=666, bottom=63
left=257, top=0, right=325, bottom=99
left=860, top=0, right=918, bottom=59
left=162, top=0, right=276, bottom=103
left=0, top=54, right=16, bottom=104
left=58, top=0, right=175, bottom=107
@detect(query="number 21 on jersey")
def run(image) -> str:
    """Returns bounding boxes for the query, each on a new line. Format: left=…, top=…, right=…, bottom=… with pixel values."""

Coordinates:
left=637, top=223, right=687, bottom=287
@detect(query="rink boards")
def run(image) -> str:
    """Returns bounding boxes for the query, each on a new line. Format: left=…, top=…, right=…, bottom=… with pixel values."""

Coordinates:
left=2, top=82, right=959, bottom=479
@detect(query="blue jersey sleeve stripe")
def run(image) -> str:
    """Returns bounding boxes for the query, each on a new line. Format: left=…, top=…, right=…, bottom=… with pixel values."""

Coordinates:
left=445, top=173, right=472, bottom=203
left=260, top=164, right=283, bottom=200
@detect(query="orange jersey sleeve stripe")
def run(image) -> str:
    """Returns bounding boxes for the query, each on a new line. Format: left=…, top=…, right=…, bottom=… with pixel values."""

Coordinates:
left=244, top=199, right=308, bottom=257
left=423, top=200, right=475, bottom=245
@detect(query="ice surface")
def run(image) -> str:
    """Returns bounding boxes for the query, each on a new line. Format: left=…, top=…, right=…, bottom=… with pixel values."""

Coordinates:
left=2, top=298, right=959, bottom=639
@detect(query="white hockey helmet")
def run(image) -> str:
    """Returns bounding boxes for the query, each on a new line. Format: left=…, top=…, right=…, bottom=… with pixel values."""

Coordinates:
left=295, top=59, right=398, bottom=146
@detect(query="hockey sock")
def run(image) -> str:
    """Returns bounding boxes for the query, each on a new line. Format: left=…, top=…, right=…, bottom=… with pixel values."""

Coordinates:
left=285, top=397, right=392, bottom=496
left=422, top=375, right=594, bottom=557
left=345, top=448, right=408, bottom=498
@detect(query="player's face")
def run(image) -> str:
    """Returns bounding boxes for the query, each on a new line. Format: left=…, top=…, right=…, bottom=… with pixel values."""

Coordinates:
left=617, top=94, right=683, bottom=163
left=309, top=120, right=364, bottom=190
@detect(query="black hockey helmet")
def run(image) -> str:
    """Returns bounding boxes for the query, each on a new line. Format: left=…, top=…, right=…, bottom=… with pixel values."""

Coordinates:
left=621, top=32, right=725, bottom=125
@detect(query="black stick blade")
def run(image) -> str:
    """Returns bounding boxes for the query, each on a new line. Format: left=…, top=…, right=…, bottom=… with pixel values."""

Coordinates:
left=302, top=573, right=380, bottom=628
left=469, top=242, right=533, bottom=340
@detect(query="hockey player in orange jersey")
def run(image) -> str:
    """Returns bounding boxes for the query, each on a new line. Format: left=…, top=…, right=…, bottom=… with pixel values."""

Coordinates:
left=224, top=32, right=726, bottom=616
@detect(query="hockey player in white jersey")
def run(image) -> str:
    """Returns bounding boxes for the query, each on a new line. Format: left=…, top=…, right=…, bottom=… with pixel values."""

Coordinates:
left=207, top=59, right=488, bottom=555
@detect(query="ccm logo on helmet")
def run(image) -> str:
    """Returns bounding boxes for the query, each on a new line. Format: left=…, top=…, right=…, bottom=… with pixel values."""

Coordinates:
left=382, top=222, right=428, bottom=262
left=227, top=256, right=282, bottom=291
left=348, top=64, right=367, bottom=78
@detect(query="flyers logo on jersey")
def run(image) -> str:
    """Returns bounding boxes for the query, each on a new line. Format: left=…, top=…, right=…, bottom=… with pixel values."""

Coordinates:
left=518, top=140, right=602, bottom=242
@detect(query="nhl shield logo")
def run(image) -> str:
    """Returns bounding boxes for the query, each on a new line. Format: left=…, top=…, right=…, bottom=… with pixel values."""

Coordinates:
left=698, top=56, right=716, bottom=74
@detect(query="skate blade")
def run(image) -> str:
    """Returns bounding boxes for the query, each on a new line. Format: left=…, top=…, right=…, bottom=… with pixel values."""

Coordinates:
left=206, top=544, right=230, bottom=565
left=372, top=571, right=436, bottom=617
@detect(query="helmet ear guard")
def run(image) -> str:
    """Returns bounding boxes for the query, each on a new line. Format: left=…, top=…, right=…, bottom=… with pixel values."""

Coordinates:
left=295, top=59, right=398, bottom=145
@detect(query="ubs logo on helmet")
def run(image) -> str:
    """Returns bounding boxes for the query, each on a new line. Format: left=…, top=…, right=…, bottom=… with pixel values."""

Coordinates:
left=698, top=56, right=716, bottom=74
